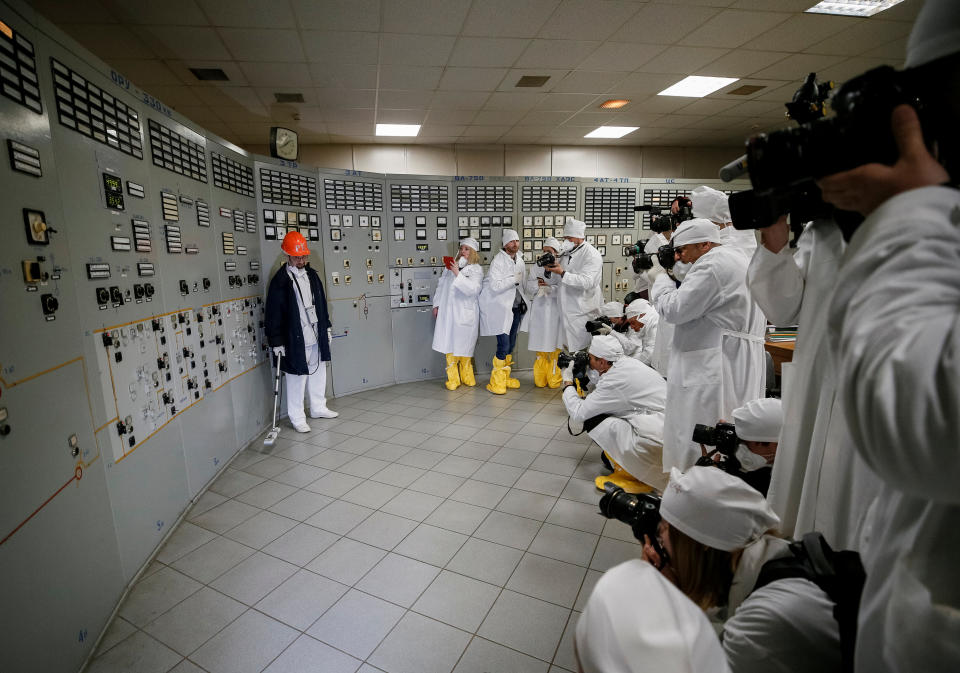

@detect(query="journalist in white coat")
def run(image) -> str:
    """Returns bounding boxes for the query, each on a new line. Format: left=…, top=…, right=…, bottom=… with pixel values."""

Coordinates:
left=691, top=185, right=758, bottom=258
left=479, top=229, right=529, bottom=345
left=525, top=237, right=566, bottom=388
left=616, top=298, right=659, bottom=367
left=432, top=238, right=483, bottom=358
left=652, top=219, right=766, bottom=471
left=544, top=217, right=603, bottom=351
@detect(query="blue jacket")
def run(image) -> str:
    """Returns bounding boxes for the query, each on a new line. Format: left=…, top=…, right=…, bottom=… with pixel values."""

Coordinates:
left=265, top=264, right=331, bottom=375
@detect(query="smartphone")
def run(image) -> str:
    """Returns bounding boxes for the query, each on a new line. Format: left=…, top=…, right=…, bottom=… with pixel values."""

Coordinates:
left=443, top=256, right=455, bottom=269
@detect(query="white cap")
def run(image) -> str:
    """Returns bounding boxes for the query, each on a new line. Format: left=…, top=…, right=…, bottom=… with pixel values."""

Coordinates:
left=588, top=334, right=623, bottom=362
left=625, top=298, right=653, bottom=320
left=576, top=559, right=731, bottom=673
left=600, top=301, right=623, bottom=319
left=564, top=216, right=586, bottom=239
left=660, top=466, right=780, bottom=552
left=672, top=218, right=722, bottom=247
left=733, top=398, right=783, bottom=443
left=906, top=0, right=960, bottom=68
left=501, top=229, right=519, bottom=247
left=543, top=236, right=561, bottom=252
left=691, top=185, right=731, bottom=224
left=460, top=237, right=479, bottom=252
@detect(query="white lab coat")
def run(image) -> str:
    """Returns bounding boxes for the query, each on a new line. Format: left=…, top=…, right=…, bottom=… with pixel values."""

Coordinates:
left=643, top=233, right=674, bottom=375
left=479, top=249, right=529, bottom=336
left=747, top=220, right=879, bottom=550
left=826, top=186, right=960, bottom=673
left=652, top=245, right=766, bottom=471
left=610, top=311, right=659, bottom=367
left=557, top=242, right=604, bottom=351
left=524, top=266, right=564, bottom=352
left=721, top=535, right=841, bottom=673
left=562, top=357, right=666, bottom=479
left=719, top=225, right=759, bottom=259
left=432, top=263, right=483, bottom=357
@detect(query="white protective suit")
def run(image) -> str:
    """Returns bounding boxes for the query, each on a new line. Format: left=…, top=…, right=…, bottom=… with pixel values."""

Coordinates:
left=562, top=356, right=666, bottom=479
left=611, top=299, right=659, bottom=366
left=479, top=248, right=529, bottom=336
left=524, top=266, right=564, bottom=352
left=556, top=242, right=604, bottom=350
left=652, top=245, right=766, bottom=471
left=747, top=220, right=879, bottom=549
left=827, top=186, right=960, bottom=673
left=641, top=232, right=674, bottom=375
left=431, top=263, right=483, bottom=357
left=692, top=185, right=758, bottom=259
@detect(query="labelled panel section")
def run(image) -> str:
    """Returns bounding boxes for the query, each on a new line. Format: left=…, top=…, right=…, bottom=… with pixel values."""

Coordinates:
left=1, top=22, right=42, bottom=113
left=261, top=166, right=317, bottom=208
left=211, top=151, right=254, bottom=197
left=322, top=176, right=380, bottom=211
left=583, top=184, right=636, bottom=228
left=147, top=118, right=207, bottom=182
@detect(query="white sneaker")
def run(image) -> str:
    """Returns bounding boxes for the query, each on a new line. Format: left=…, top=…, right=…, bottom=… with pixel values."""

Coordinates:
left=309, top=406, right=339, bottom=419
left=292, top=421, right=311, bottom=433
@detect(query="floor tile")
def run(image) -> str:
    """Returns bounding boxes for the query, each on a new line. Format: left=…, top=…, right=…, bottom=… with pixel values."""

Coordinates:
left=470, top=462, right=524, bottom=487
left=118, top=566, right=203, bottom=627
left=339, top=480, right=404, bottom=509
left=306, top=589, right=405, bottom=660
left=306, top=448, right=355, bottom=470
left=412, top=570, right=501, bottom=632
left=230, top=449, right=269, bottom=470
left=188, top=490, right=227, bottom=518
left=224, top=510, right=298, bottom=549
left=473, top=511, right=542, bottom=550
left=155, top=522, right=216, bottom=564
left=262, top=523, right=339, bottom=567
left=478, top=590, right=570, bottom=662
left=433, top=455, right=484, bottom=478
left=514, top=470, right=569, bottom=497
left=380, top=489, right=445, bottom=522
left=347, top=511, right=419, bottom=550
left=356, top=553, right=440, bottom=607
left=366, top=442, right=414, bottom=462
left=574, top=570, right=603, bottom=611
left=143, top=586, right=245, bottom=655
left=515, top=422, right=559, bottom=439
left=170, top=536, right=255, bottom=584
left=368, top=612, right=471, bottom=673
left=505, top=434, right=551, bottom=452
left=191, top=609, right=298, bottom=673
left=359, top=425, right=398, bottom=442
left=93, top=617, right=136, bottom=657
left=589, top=537, right=642, bottom=572
left=529, top=454, right=579, bottom=477
left=256, top=569, right=348, bottom=630
left=210, top=551, right=298, bottom=606
left=552, top=612, right=580, bottom=672
left=470, top=429, right=514, bottom=447
left=371, top=463, right=426, bottom=488
left=268, top=490, right=334, bottom=521
left=305, top=472, right=365, bottom=498
left=263, top=634, right=362, bottom=673
left=305, top=500, right=374, bottom=535
left=424, top=500, right=490, bottom=535
left=338, top=455, right=391, bottom=479
left=446, top=538, right=524, bottom=586
left=85, top=631, right=181, bottom=673
left=506, top=553, right=586, bottom=608
left=234, top=480, right=298, bottom=509
left=545, top=498, right=606, bottom=535
left=306, top=537, right=387, bottom=585
left=189, top=499, right=261, bottom=534
left=272, top=442, right=325, bottom=463
left=242, top=456, right=297, bottom=479
left=449, top=479, right=509, bottom=509
left=393, top=523, right=468, bottom=567
left=168, top=660, right=206, bottom=673
left=541, top=440, right=590, bottom=461
left=209, top=469, right=265, bottom=498
left=452, top=637, right=549, bottom=673
left=528, top=523, right=599, bottom=567
left=408, top=471, right=466, bottom=498
left=558, top=478, right=598, bottom=505
left=490, top=448, right=538, bottom=469
left=496, top=489, right=557, bottom=521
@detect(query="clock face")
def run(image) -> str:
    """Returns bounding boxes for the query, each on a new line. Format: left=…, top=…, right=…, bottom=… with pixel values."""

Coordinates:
left=271, top=127, right=298, bottom=161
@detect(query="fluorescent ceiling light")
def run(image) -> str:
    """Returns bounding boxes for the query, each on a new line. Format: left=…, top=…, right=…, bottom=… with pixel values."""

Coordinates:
left=584, top=126, right=638, bottom=139
left=376, top=124, right=420, bottom=136
left=805, top=0, right=906, bottom=17
left=658, top=76, right=739, bottom=98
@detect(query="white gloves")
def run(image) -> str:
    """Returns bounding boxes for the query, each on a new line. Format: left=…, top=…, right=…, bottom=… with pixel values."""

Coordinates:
left=596, top=325, right=612, bottom=335
left=273, top=346, right=285, bottom=357
left=562, top=362, right=575, bottom=385
left=327, top=327, right=333, bottom=342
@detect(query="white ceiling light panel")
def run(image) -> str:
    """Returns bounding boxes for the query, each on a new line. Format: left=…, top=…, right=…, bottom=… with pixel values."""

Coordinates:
left=584, top=126, right=638, bottom=139
left=376, top=124, right=421, bottom=137
left=805, top=1, right=906, bottom=17
left=658, top=75, right=739, bottom=98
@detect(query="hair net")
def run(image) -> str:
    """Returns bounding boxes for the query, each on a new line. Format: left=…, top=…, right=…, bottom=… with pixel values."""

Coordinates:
left=660, top=466, right=780, bottom=552
left=588, top=334, right=623, bottom=362
left=690, top=185, right=731, bottom=224
left=672, top=218, right=722, bottom=247
left=625, top=298, right=653, bottom=320
left=460, top=237, right=479, bottom=252
left=543, top=236, right=561, bottom=252
left=576, top=559, right=731, bottom=673
left=733, top=398, right=783, bottom=443
left=501, top=229, right=519, bottom=247
left=906, top=0, right=960, bottom=68
left=600, top=301, right=623, bottom=319
left=564, top=216, right=586, bottom=239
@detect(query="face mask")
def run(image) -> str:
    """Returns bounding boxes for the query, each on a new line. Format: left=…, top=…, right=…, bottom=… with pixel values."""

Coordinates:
left=672, top=261, right=691, bottom=280
left=458, top=256, right=468, bottom=269
left=735, top=443, right=769, bottom=472
left=559, top=240, right=575, bottom=254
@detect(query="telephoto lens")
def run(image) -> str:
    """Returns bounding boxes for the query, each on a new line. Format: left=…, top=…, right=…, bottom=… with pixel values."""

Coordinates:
left=598, top=483, right=666, bottom=560
left=656, top=244, right=676, bottom=270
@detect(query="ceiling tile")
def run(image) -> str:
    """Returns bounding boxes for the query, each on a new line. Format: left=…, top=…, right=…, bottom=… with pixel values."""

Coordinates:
left=637, top=95, right=696, bottom=114
left=748, top=53, right=845, bottom=80
left=807, top=19, right=912, bottom=57
left=208, top=104, right=271, bottom=121
left=674, top=98, right=740, bottom=115
left=419, top=124, right=467, bottom=136
left=551, top=71, right=628, bottom=94
left=379, top=34, right=456, bottom=66
left=425, top=109, right=478, bottom=124
left=564, top=110, right=625, bottom=125
left=612, top=72, right=684, bottom=95
left=198, top=0, right=297, bottom=28
left=309, top=63, right=378, bottom=89
left=688, top=115, right=751, bottom=130
left=449, top=38, right=530, bottom=68
left=290, top=0, right=381, bottom=31
left=301, top=32, right=380, bottom=64
left=322, top=108, right=376, bottom=123
left=609, top=111, right=665, bottom=126
left=746, top=13, right=854, bottom=53
left=172, top=105, right=223, bottom=123
left=815, top=56, right=893, bottom=85
left=109, top=59, right=183, bottom=86
left=577, top=43, right=666, bottom=72
left=114, top=0, right=208, bottom=25
left=378, top=90, right=432, bottom=108
left=461, top=0, right=560, bottom=38
left=462, top=125, right=511, bottom=137
left=548, top=125, right=596, bottom=139
left=538, top=0, right=644, bottom=41
left=193, top=86, right=263, bottom=107
left=679, top=9, right=791, bottom=49
left=167, top=60, right=249, bottom=86
left=144, top=84, right=206, bottom=107
left=864, top=36, right=908, bottom=60
left=533, top=93, right=597, bottom=111
left=609, top=3, right=722, bottom=44
left=382, top=0, right=472, bottom=35
left=316, top=89, right=377, bottom=108
left=219, top=29, right=305, bottom=61
left=61, top=25, right=157, bottom=59
left=252, top=87, right=320, bottom=106
left=429, top=91, right=491, bottom=109
left=517, top=40, right=601, bottom=69
left=376, top=109, right=428, bottom=123
left=379, top=65, right=444, bottom=90
left=509, top=120, right=559, bottom=132
left=483, top=92, right=547, bottom=110
left=716, top=100, right=783, bottom=117
left=239, top=62, right=313, bottom=87
left=695, top=50, right=790, bottom=78
left=136, top=26, right=232, bottom=60
left=517, top=110, right=572, bottom=125
left=636, top=46, right=730, bottom=74
left=496, top=69, right=569, bottom=92
left=648, top=114, right=707, bottom=129
left=472, top=109, right=527, bottom=125
left=438, top=68, right=509, bottom=91
left=290, top=106, right=326, bottom=121
left=27, top=0, right=119, bottom=24
left=729, top=0, right=809, bottom=10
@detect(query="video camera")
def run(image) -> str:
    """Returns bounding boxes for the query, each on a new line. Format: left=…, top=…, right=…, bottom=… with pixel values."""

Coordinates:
left=536, top=250, right=556, bottom=278
left=634, top=197, right=693, bottom=234
left=720, top=67, right=931, bottom=240
left=557, top=348, right=591, bottom=392
left=622, top=241, right=676, bottom=273
left=598, top=483, right=667, bottom=562
left=692, top=421, right=742, bottom=473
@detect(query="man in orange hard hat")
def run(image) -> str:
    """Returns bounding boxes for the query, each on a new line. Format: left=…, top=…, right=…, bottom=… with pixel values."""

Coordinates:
left=265, top=231, right=338, bottom=432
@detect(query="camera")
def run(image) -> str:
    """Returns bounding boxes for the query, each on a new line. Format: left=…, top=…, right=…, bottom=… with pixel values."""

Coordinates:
left=557, top=348, right=591, bottom=390
left=635, top=198, right=694, bottom=234
left=584, top=316, right=611, bottom=335
left=623, top=240, right=676, bottom=272
left=692, top=421, right=738, bottom=455
left=536, top=250, right=556, bottom=278
left=598, top=483, right=666, bottom=561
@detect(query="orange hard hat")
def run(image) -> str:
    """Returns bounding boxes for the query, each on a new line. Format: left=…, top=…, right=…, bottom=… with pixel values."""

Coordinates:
left=281, top=231, right=310, bottom=256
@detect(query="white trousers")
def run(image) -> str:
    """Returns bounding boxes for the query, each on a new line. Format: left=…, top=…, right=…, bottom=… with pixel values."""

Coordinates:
left=285, top=343, right=328, bottom=425
left=588, top=414, right=664, bottom=481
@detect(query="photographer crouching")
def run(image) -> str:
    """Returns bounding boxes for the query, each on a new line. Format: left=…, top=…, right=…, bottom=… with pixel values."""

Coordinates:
left=560, top=335, right=667, bottom=493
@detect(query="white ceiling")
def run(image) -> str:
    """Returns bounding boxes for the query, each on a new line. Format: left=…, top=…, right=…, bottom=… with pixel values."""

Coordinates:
left=28, top=0, right=922, bottom=147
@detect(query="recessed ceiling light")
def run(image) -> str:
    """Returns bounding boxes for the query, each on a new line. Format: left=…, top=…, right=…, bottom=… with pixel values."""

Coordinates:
left=584, top=126, right=638, bottom=139
left=658, top=76, right=739, bottom=98
left=516, top=75, right=551, bottom=88
left=728, top=85, right=767, bottom=96
left=376, top=124, right=420, bottom=137
left=274, top=92, right=305, bottom=103
left=189, top=67, right=229, bottom=81
left=805, top=0, right=906, bottom=17
left=599, top=99, right=630, bottom=109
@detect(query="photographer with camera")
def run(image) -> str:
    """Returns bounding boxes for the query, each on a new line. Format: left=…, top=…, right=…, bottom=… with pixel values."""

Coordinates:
left=479, top=229, right=529, bottom=394
left=524, top=237, right=564, bottom=389
left=618, top=298, right=660, bottom=370
left=432, top=238, right=483, bottom=391
left=640, top=466, right=843, bottom=673
left=651, top=219, right=767, bottom=472
left=691, top=185, right=758, bottom=258
left=543, top=217, right=603, bottom=351
left=561, top=335, right=666, bottom=493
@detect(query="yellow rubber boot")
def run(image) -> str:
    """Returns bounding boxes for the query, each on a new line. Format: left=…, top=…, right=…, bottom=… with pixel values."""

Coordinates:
left=594, top=453, right=653, bottom=494
left=444, top=353, right=461, bottom=391
left=546, top=349, right=564, bottom=389
left=504, top=354, right=521, bottom=389
left=458, top=357, right=476, bottom=387
left=533, top=352, right=550, bottom=387
left=486, top=357, right=508, bottom=395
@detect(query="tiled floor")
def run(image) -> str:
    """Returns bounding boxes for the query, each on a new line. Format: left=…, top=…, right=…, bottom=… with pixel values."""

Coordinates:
left=87, top=373, right=666, bottom=673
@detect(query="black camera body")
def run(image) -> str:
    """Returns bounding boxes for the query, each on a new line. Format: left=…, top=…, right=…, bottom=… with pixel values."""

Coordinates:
left=536, top=250, right=556, bottom=278
left=692, top=421, right=739, bottom=456
left=557, top=348, right=591, bottom=390
left=599, top=483, right=666, bottom=560
left=623, top=240, right=675, bottom=272
left=584, top=316, right=611, bottom=335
